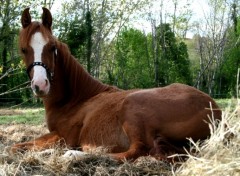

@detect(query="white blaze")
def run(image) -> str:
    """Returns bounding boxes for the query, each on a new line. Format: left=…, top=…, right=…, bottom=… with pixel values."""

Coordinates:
left=30, top=32, right=50, bottom=95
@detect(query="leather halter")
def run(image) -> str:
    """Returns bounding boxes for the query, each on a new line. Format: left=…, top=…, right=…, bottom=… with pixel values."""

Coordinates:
left=26, top=62, right=54, bottom=81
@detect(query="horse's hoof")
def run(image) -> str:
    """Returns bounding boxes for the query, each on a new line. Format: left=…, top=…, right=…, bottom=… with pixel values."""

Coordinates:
left=62, top=150, right=88, bottom=160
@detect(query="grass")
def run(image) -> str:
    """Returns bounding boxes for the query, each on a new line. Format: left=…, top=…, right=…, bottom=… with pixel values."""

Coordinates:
left=215, top=98, right=238, bottom=109
left=0, top=108, right=44, bottom=124
left=0, top=99, right=239, bottom=175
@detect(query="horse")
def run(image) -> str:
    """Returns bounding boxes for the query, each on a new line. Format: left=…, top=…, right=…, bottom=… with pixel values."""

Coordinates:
left=11, top=7, right=222, bottom=162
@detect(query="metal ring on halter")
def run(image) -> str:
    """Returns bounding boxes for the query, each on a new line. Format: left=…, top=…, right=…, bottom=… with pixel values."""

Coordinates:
left=26, top=62, right=54, bottom=81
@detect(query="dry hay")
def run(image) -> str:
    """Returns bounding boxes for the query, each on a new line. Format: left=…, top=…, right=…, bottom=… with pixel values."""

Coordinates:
left=176, top=105, right=240, bottom=176
left=0, top=124, right=173, bottom=175
left=0, top=104, right=239, bottom=176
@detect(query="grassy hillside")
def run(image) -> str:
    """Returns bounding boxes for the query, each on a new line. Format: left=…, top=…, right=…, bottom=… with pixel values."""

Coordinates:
left=184, top=37, right=200, bottom=81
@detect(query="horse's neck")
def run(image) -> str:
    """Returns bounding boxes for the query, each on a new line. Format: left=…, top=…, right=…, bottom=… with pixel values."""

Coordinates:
left=44, top=42, right=111, bottom=109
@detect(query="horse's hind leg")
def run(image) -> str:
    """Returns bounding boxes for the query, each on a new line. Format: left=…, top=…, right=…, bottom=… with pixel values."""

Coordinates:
left=110, top=136, right=187, bottom=162
left=110, top=141, right=149, bottom=161
left=109, top=119, right=150, bottom=161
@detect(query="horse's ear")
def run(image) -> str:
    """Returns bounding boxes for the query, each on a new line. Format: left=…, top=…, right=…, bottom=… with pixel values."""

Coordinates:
left=42, top=7, right=52, bottom=29
left=21, top=8, right=31, bottom=28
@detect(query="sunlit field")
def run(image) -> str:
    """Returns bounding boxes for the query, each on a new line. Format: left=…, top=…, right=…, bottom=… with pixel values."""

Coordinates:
left=0, top=108, right=44, bottom=125
left=0, top=99, right=239, bottom=175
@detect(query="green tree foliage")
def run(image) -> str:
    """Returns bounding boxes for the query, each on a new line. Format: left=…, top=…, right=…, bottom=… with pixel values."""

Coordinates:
left=156, top=23, right=192, bottom=86
left=112, top=28, right=154, bottom=89
left=58, top=11, right=93, bottom=73
left=109, top=26, right=191, bottom=89
left=221, top=46, right=240, bottom=97
left=56, top=2, right=94, bottom=74
left=217, top=14, right=240, bottom=97
left=0, top=0, right=29, bottom=105
left=56, top=0, right=150, bottom=78
left=209, top=2, right=240, bottom=98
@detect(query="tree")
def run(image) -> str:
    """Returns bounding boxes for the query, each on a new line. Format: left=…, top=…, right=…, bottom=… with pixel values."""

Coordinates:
left=55, top=0, right=152, bottom=78
left=0, top=0, right=27, bottom=104
left=147, top=0, right=193, bottom=87
left=112, top=28, right=154, bottom=89
left=171, top=0, right=193, bottom=38
left=217, top=1, right=240, bottom=97
left=58, top=10, right=93, bottom=73
left=109, top=25, right=191, bottom=89
left=156, top=23, right=192, bottom=85
left=193, top=0, right=232, bottom=96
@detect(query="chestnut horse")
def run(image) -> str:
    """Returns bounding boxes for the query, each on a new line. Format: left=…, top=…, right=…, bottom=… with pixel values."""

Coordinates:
left=12, top=7, right=221, bottom=161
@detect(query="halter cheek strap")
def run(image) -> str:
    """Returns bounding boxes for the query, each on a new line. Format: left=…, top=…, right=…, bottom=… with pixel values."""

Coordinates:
left=26, top=62, right=54, bottom=81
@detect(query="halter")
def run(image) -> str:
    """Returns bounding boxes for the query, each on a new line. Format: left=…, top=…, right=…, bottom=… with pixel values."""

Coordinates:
left=26, top=62, right=54, bottom=81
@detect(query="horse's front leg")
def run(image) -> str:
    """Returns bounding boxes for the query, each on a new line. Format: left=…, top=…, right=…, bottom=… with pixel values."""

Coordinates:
left=11, top=131, right=62, bottom=153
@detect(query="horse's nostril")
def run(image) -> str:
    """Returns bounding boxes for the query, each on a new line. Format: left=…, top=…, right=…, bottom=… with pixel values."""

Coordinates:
left=35, top=85, right=40, bottom=93
left=45, top=79, right=48, bottom=86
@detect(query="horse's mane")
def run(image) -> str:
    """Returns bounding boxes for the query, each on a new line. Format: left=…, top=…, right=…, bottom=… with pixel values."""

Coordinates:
left=55, top=40, right=118, bottom=102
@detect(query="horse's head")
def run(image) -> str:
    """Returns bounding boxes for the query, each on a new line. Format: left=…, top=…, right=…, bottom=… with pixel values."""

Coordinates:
left=19, top=8, right=57, bottom=97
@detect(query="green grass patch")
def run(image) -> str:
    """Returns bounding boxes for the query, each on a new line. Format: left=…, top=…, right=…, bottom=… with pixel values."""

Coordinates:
left=215, top=98, right=237, bottom=110
left=0, top=108, right=45, bottom=125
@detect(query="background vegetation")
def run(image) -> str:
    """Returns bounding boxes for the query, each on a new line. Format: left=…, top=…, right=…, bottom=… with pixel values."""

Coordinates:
left=0, top=0, right=240, bottom=106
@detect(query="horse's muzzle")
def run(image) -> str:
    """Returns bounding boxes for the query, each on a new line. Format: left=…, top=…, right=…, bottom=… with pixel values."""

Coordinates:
left=31, top=78, right=50, bottom=96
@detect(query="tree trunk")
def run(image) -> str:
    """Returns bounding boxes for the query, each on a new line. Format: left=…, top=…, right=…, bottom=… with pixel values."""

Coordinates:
left=2, top=46, right=7, bottom=74
left=151, top=20, right=159, bottom=87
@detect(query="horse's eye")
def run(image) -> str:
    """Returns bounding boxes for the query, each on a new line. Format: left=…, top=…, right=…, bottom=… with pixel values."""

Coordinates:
left=21, top=48, right=27, bottom=54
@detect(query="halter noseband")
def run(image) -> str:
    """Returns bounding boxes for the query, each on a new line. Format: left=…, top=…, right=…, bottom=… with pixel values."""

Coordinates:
left=26, top=62, right=54, bottom=81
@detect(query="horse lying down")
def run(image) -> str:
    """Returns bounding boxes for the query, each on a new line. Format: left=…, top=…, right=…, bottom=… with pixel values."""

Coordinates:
left=11, top=7, right=222, bottom=162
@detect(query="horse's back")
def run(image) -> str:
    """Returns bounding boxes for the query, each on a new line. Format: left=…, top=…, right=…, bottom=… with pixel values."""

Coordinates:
left=119, top=83, right=221, bottom=144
